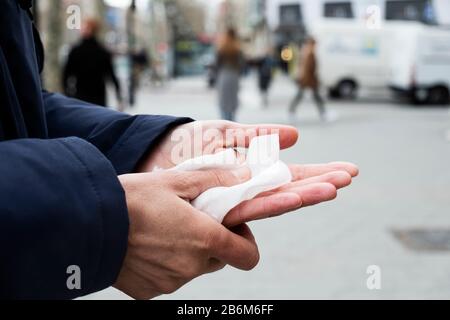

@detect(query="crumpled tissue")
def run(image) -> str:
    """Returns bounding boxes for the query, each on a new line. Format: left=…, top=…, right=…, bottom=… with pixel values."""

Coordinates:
left=166, top=134, right=292, bottom=223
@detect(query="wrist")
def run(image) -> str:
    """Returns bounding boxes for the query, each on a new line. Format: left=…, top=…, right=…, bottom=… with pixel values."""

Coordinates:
left=135, top=122, right=192, bottom=173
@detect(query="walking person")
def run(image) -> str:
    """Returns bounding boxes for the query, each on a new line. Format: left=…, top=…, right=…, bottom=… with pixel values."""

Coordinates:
left=258, top=53, right=274, bottom=108
left=216, top=28, right=242, bottom=121
left=289, top=38, right=334, bottom=122
left=63, top=19, right=123, bottom=109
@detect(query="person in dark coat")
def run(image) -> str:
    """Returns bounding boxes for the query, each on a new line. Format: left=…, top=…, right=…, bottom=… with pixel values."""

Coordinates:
left=0, top=0, right=357, bottom=300
left=63, top=19, right=122, bottom=108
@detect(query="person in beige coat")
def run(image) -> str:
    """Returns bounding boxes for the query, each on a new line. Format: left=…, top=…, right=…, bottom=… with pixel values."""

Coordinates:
left=289, top=38, right=332, bottom=122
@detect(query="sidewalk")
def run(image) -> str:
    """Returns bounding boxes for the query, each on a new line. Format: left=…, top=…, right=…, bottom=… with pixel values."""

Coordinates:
left=88, top=75, right=450, bottom=300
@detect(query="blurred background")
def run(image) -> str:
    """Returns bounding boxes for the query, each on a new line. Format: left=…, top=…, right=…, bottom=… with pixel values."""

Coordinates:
left=34, top=0, right=450, bottom=299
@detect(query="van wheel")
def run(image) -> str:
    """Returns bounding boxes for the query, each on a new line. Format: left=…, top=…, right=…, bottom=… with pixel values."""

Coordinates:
left=426, top=86, right=450, bottom=105
left=337, top=80, right=357, bottom=99
left=328, top=88, right=340, bottom=98
left=411, top=88, right=428, bottom=105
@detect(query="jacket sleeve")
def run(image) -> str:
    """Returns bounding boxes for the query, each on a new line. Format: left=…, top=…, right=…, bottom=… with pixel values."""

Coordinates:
left=43, top=91, right=193, bottom=175
left=0, top=137, right=129, bottom=299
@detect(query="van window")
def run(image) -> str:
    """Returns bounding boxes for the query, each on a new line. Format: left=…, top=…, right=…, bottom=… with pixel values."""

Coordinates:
left=324, top=2, right=354, bottom=19
left=385, top=0, right=437, bottom=24
left=279, top=4, right=303, bottom=26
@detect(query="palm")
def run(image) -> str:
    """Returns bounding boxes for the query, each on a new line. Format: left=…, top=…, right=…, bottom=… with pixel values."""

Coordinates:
left=139, top=121, right=299, bottom=171
left=140, top=120, right=358, bottom=227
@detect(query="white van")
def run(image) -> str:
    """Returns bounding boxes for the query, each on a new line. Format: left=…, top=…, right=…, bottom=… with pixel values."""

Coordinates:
left=311, top=19, right=393, bottom=99
left=267, top=0, right=450, bottom=103
left=389, top=22, right=450, bottom=104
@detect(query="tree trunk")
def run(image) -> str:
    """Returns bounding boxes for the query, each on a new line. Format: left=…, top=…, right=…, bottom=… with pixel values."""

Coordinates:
left=43, top=0, right=63, bottom=92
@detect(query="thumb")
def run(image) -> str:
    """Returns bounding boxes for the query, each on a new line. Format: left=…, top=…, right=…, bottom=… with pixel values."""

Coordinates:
left=171, top=169, right=250, bottom=200
left=206, top=223, right=260, bottom=271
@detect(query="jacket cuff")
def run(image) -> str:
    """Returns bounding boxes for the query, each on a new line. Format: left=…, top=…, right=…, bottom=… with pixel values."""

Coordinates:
left=106, top=115, right=194, bottom=175
left=60, top=138, right=129, bottom=296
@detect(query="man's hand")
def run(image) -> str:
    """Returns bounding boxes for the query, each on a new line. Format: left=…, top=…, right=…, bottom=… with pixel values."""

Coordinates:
left=223, top=162, right=358, bottom=227
left=138, top=120, right=359, bottom=227
left=138, top=121, right=300, bottom=172
left=114, top=170, right=259, bottom=300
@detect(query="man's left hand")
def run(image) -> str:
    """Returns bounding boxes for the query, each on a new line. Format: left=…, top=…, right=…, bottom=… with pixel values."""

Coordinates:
left=138, top=120, right=359, bottom=227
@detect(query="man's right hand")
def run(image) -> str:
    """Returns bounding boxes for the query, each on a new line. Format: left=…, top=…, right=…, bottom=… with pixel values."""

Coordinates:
left=114, top=170, right=259, bottom=300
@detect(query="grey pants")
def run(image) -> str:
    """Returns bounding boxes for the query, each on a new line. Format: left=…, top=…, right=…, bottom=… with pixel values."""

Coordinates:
left=220, top=109, right=236, bottom=122
left=289, top=87, right=326, bottom=116
left=218, top=68, right=239, bottom=122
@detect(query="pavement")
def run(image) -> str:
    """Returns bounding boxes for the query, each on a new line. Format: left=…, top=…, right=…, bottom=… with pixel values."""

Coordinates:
left=82, top=74, right=450, bottom=300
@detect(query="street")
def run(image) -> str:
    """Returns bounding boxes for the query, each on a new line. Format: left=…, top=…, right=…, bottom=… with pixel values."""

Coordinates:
left=84, top=74, right=450, bottom=300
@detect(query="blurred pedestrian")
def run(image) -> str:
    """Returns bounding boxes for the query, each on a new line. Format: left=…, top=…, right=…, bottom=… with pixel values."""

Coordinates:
left=216, top=28, right=242, bottom=121
left=289, top=38, right=334, bottom=122
left=128, top=48, right=150, bottom=107
left=258, top=52, right=275, bottom=108
left=63, top=19, right=123, bottom=109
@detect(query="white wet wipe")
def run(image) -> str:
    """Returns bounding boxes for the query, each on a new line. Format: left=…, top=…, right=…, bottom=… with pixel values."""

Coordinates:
left=165, top=134, right=292, bottom=223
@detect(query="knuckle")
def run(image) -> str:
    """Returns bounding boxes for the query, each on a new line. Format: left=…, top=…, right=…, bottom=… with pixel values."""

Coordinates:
left=203, top=230, right=216, bottom=252
left=244, top=249, right=260, bottom=271
left=173, top=172, right=201, bottom=196
left=207, top=170, right=222, bottom=187
left=210, top=170, right=234, bottom=187
left=177, top=251, right=210, bottom=279
left=179, top=264, right=200, bottom=279
left=171, top=172, right=189, bottom=187
left=203, top=227, right=223, bottom=253
left=157, top=280, right=181, bottom=295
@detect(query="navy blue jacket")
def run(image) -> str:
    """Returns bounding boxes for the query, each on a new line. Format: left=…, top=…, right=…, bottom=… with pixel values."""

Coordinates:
left=0, top=0, right=191, bottom=299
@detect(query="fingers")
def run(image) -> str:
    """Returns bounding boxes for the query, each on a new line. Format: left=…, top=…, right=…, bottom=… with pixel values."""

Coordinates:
left=170, top=169, right=248, bottom=200
left=224, top=171, right=352, bottom=227
left=290, top=182, right=338, bottom=207
left=273, top=171, right=352, bottom=194
left=223, top=183, right=337, bottom=228
left=206, top=223, right=260, bottom=271
left=289, top=162, right=359, bottom=181
left=219, top=122, right=299, bottom=150
left=223, top=192, right=302, bottom=227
